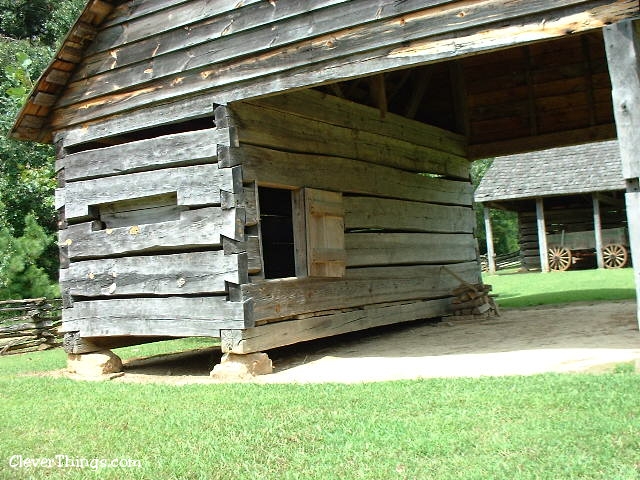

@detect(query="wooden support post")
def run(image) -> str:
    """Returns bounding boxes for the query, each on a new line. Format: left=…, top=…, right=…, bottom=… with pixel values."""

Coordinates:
left=368, top=74, right=387, bottom=119
left=604, top=19, right=640, bottom=326
left=483, top=205, right=496, bottom=274
left=592, top=194, right=605, bottom=269
left=536, top=198, right=549, bottom=273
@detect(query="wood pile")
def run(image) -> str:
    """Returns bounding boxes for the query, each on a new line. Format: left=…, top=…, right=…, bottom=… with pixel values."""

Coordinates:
left=0, top=298, right=62, bottom=355
left=451, top=283, right=499, bottom=317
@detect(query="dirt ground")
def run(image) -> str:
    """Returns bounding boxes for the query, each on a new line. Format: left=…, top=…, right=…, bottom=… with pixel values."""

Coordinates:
left=94, top=299, right=640, bottom=385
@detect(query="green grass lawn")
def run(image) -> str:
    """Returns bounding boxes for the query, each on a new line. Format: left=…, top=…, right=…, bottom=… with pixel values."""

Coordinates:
left=1, top=269, right=640, bottom=479
left=484, top=267, right=636, bottom=308
left=1, top=348, right=639, bottom=480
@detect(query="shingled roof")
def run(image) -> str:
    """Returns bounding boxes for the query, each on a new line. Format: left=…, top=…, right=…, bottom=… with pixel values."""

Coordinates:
left=474, top=140, right=625, bottom=203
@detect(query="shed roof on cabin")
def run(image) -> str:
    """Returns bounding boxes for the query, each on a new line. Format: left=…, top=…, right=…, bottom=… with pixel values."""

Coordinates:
left=474, top=140, right=625, bottom=203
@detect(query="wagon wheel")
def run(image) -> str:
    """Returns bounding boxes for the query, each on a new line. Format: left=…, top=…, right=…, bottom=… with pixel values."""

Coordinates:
left=603, top=243, right=628, bottom=269
left=548, top=246, right=572, bottom=271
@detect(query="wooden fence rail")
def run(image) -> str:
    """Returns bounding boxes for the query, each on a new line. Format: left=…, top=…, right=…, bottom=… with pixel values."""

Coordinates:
left=0, top=298, right=62, bottom=355
left=480, top=251, right=522, bottom=272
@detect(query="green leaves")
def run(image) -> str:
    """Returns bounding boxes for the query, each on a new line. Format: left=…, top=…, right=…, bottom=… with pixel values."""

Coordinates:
left=0, top=0, right=85, bottom=46
left=472, top=158, right=519, bottom=255
left=0, top=1, right=81, bottom=298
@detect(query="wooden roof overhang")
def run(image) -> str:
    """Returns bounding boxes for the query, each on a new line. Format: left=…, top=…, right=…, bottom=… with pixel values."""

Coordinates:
left=10, top=0, right=640, bottom=158
left=10, top=0, right=117, bottom=143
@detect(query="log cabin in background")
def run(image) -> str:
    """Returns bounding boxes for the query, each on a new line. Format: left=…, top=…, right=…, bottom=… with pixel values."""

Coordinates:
left=10, top=0, right=640, bottom=370
left=476, top=141, right=627, bottom=272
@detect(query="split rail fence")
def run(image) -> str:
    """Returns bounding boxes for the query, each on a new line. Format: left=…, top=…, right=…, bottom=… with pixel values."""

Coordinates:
left=0, top=298, right=63, bottom=354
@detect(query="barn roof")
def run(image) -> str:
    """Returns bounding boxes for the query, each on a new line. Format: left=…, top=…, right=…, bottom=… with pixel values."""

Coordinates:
left=474, top=140, right=625, bottom=203
left=9, top=0, right=638, bottom=147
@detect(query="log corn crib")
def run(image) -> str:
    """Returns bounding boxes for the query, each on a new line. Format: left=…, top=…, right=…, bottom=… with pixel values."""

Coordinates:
left=7, top=1, right=640, bottom=370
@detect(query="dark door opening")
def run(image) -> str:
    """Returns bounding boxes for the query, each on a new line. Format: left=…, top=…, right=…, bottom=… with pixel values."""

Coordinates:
left=258, top=187, right=296, bottom=279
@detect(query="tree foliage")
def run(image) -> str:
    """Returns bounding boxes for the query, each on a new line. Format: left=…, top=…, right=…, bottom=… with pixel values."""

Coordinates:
left=0, top=214, right=59, bottom=299
left=471, top=159, right=519, bottom=255
left=0, top=0, right=85, bottom=46
left=0, top=0, right=83, bottom=298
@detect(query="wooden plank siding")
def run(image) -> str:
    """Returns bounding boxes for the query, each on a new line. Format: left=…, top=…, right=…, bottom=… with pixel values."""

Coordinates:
left=13, top=0, right=631, bottom=146
left=465, top=32, right=619, bottom=158
left=222, top=88, right=480, bottom=337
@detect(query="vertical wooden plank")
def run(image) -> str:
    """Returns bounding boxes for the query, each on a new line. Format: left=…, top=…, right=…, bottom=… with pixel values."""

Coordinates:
left=292, top=189, right=308, bottom=277
left=604, top=20, right=640, bottom=180
left=483, top=205, right=496, bottom=274
left=592, top=194, right=605, bottom=269
left=604, top=19, right=640, bottom=325
left=624, top=190, right=640, bottom=313
left=305, top=188, right=346, bottom=278
left=536, top=198, right=549, bottom=273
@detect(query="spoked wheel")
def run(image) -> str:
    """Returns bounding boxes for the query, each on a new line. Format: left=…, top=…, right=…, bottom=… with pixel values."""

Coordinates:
left=548, top=246, right=572, bottom=271
left=603, top=243, right=628, bottom=269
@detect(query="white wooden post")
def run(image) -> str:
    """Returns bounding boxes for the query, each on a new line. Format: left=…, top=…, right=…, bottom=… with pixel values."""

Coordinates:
left=483, top=205, right=496, bottom=274
left=592, top=194, right=605, bottom=269
left=536, top=198, right=549, bottom=273
left=604, top=19, right=640, bottom=326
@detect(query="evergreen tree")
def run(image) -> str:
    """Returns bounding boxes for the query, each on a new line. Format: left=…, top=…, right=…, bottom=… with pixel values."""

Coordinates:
left=0, top=0, right=83, bottom=297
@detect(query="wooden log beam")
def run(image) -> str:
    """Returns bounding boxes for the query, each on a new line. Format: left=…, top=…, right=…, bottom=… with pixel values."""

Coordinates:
left=221, top=298, right=452, bottom=354
left=61, top=128, right=226, bottom=181
left=536, top=198, right=550, bottom=272
left=60, top=251, right=247, bottom=299
left=59, top=207, right=243, bottom=260
left=61, top=164, right=240, bottom=221
left=344, top=196, right=475, bottom=234
left=345, top=233, right=477, bottom=267
left=604, top=18, right=640, bottom=325
left=238, top=144, right=473, bottom=206
left=242, top=89, right=467, bottom=158
left=227, top=101, right=469, bottom=178
left=65, top=297, right=247, bottom=337
left=241, top=262, right=479, bottom=324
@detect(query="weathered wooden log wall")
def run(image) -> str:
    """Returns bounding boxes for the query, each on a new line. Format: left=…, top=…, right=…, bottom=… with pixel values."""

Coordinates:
left=0, top=298, right=62, bottom=354
left=56, top=116, right=248, bottom=343
left=217, top=89, right=480, bottom=353
left=518, top=200, right=626, bottom=269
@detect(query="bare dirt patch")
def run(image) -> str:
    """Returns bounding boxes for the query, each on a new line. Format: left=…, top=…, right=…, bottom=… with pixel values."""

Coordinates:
left=96, top=299, right=640, bottom=385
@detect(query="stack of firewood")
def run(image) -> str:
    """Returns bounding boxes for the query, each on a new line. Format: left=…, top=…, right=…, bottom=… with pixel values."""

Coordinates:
left=0, top=298, right=62, bottom=355
left=451, top=283, right=499, bottom=317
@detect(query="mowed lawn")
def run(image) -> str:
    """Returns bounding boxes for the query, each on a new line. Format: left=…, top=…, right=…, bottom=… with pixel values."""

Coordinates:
left=0, top=268, right=639, bottom=479
left=484, top=267, right=636, bottom=308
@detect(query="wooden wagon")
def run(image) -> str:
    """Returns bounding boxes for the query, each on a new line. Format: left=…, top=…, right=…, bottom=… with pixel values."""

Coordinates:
left=547, top=227, right=629, bottom=271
